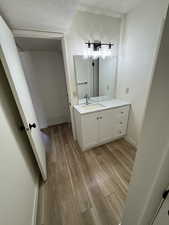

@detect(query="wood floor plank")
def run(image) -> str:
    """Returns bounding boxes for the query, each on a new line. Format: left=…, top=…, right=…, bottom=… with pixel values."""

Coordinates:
left=114, top=139, right=136, bottom=160
left=106, top=142, right=134, bottom=172
left=86, top=149, right=116, bottom=197
left=93, top=145, right=130, bottom=190
left=91, top=146, right=128, bottom=199
left=38, top=123, right=136, bottom=225
left=106, top=144, right=132, bottom=178
left=84, top=151, right=122, bottom=225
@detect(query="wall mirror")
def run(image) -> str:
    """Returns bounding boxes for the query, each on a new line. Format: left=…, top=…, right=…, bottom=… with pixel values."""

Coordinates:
left=74, top=55, right=117, bottom=103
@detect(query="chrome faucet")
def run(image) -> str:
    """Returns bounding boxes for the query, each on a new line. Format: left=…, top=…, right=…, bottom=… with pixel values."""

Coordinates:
left=84, top=94, right=90, bottom=105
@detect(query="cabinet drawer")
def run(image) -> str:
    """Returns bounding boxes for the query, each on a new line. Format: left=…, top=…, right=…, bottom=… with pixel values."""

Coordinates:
left=114, top=125, right=127, bottom=138
left=113, top=106, right=129, bottom=120
left=113, top=119, right=128, bottom=129
left=115, top=105, right=129, bottom=115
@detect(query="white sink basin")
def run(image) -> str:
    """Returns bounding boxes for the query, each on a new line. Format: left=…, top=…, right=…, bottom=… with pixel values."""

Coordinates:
left=80, top=103, right=105, bottom=110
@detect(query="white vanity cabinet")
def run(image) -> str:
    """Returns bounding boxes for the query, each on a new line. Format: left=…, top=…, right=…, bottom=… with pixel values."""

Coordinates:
left=74, top=103, right=130, bottom=151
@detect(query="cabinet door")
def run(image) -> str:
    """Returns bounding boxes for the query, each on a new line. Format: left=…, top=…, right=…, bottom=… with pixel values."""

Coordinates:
left=81, top=112, right=99, bottom=149
left=99, top=109, right=114, bottom=143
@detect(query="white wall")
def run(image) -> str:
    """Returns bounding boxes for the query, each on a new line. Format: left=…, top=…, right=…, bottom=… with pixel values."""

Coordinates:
left=0, top=63, right=38, bottom=225
left=65, top=11, right=121, bottom=104
left=20, top=51, right=69, bottom=128
left=122, top=2, right=169, bottom=225
left=116, top=0, right=168, bottom=146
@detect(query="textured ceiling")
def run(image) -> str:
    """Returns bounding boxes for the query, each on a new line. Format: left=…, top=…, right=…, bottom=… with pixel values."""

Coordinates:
left=0, top=0, right=143, bottom=33
left=0, top=0, right=79, bottom=33
left=79, top=0, right=144, bottom=16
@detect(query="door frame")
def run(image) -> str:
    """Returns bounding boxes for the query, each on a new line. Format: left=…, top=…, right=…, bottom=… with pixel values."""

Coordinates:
left=13, top=29, right=76, bottom=137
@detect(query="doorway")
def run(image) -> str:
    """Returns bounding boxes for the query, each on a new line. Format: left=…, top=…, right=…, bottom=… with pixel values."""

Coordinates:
left=15, top=37, right=70, bottom=129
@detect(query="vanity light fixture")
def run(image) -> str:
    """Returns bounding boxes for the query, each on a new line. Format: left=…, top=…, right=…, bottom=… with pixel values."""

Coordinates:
left=84, top=40, right=114, bottom=59
left=86, top=41, right=114, bottom=51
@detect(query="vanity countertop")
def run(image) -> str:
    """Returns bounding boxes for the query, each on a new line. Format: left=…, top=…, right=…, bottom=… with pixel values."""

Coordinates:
left=74, top=99, right=130, bottom=115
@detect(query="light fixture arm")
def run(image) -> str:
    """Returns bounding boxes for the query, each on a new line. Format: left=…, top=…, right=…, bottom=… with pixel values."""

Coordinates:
left=85, top=41, right=114, bottom=51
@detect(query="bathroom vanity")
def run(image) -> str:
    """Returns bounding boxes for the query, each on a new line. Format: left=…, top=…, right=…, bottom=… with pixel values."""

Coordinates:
left=74, top=99, right=130, bottom=151
left=73, top=55, right=130, bottom=151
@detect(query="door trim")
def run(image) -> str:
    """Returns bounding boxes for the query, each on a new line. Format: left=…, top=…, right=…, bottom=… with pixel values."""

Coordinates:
left=13, top=29, right=76, bottom=139
left=13, top=29, right=64, bottom=39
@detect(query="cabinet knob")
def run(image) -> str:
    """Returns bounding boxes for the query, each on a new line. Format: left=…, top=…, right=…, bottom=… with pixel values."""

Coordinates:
left=100, top=116, right=102, bottom=119
left=29, top=123, right=37, bottom=130
left=121, top=111, right=124, bottom=114
left=120, top=122, right=123, bottom=124
left=97, top=117, right=99, bottom=120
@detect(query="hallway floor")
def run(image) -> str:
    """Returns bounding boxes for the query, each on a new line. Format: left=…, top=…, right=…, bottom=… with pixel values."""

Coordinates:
left=39, top=123, right=136, bottom=225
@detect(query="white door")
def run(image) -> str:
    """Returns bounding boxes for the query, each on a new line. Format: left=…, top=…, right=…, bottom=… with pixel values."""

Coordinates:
left=81, top=112, right=99, bottom=149
left=99, top=109, right=114, bottom=143
left=0, top=16, right=47, bottom=180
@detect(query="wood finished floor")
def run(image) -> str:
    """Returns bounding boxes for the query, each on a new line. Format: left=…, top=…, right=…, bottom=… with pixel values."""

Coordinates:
left=40, top=123, right=136, bottom=225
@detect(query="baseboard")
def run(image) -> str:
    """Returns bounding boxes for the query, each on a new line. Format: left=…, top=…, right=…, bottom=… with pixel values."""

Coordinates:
left=36, top=181, right=46, bottom=225
left=47, top=115, right=69, bottom=127
left=125, top=135, right=138, bottom=148
left=32, top=176, right=39, bottom=225
left=81, top=135, right=126, bottom=151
